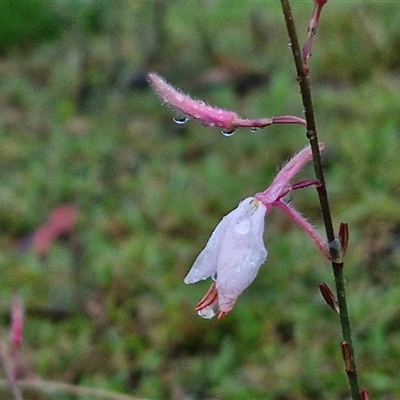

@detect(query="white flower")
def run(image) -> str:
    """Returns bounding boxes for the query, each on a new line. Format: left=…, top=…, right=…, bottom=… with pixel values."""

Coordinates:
left=184, top=197, right=267, bottom=315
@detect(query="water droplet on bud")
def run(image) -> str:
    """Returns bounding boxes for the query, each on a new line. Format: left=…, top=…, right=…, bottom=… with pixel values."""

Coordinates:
left=221, top=129, right=235, bottom=137
left=173, top=116, right=189, bottom=124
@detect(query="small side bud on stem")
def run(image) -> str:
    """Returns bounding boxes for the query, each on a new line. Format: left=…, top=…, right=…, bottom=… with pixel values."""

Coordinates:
left=341, top=341, right=356, bottom=375
left=360, top=389, right=370, bottom=400
left=319, top=282, right=339, bottom=313
left=339, top=222, right=349, bottom=256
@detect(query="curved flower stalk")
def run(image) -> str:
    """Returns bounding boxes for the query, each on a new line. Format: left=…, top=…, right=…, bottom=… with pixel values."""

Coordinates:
left=185, top=144, right=330, bottom=319
left=255, top=142, right=331, bottom=260
left=147, top=72, right=306, bottom=135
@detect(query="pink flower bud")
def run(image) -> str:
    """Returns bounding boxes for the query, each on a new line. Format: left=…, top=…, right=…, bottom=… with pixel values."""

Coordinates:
left=148, top=72, right=306, bottom=134
left=185, top=197, right=267, bottom=316
left=148, top=72, right=238, bottom=130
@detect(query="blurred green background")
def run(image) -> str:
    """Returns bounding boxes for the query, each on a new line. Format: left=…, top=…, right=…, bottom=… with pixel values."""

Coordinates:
left=0, top=1, right=400, bottom=399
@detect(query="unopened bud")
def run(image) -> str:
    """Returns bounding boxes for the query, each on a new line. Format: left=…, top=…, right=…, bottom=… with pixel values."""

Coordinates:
left=360, top=389, right=370, bottom=400
left=341, top=341, right=356, bottom=374
left=319, top=283, right=339, bottom=313
left=339, top=222, right=349, bottom=256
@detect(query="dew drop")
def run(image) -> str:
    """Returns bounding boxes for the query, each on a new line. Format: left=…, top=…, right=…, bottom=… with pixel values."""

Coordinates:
left=197, top=304, right=218, bottom=319
left=173, top=116, right=189, bottom=124
left=235, top=217, right=251, bottom=234
left=250, top=127, right=258, bottom=133
left=211, top=271, right=218, bottom=281
left=288, top=41, right=292, bottom=46
left=221, top=129, right=235, bottom=137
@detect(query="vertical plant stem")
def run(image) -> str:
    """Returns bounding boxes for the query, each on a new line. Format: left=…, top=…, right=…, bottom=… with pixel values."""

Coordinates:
left=279, top=1, right=361, bottom=399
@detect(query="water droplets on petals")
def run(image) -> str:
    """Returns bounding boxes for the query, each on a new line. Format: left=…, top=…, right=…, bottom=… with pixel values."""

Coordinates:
left=234, top=217, right=251, bottom=234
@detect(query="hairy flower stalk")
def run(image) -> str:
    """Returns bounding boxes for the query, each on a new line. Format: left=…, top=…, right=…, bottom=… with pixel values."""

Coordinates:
left=147, top=72, right=306, bottom=134
left=185, top=144, right=329, bottom=319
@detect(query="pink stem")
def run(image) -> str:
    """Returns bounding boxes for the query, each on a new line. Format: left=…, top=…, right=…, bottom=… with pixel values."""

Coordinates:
left=233, top=117, right=272, bottom=128
left=233, top=115, right=306, bottom=128
left=274, top=200, right=331, bottom=260
left=303, top=1, right=327, bottom=74
left=271, top=115, right=306, bottom=125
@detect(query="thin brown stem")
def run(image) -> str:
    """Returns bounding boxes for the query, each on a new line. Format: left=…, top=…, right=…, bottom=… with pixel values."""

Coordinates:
left=279, top=1, right=362, bottom=399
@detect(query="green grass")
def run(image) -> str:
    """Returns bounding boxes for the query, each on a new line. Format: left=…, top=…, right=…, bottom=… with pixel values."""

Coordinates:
left=0, top=1, right=400, bottom=399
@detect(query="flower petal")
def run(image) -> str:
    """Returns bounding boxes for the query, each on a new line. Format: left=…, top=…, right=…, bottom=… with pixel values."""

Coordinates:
left=184, top=207, right=231, bottom=284
left=184, top=198, right=261, bottom=284
left=215, top=198, right=267, bottom=312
